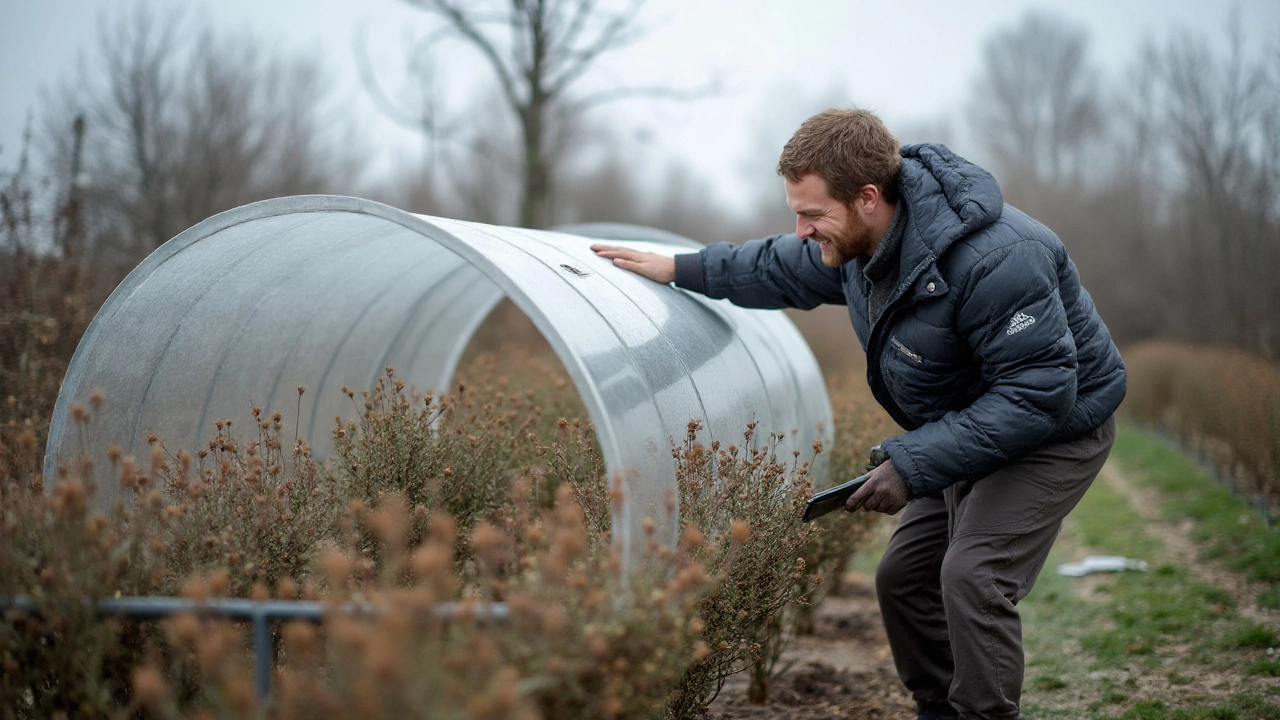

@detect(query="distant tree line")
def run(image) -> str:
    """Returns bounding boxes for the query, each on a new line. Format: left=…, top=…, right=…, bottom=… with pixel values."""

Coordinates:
left=967, top=12, right=1280, bottom=360
left=3, top=1, right=1277, bottom=360
left=28, top=3, right=362, bottom=276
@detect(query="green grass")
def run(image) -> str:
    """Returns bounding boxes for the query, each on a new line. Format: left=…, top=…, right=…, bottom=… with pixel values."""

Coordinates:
left=1018, top=424, right=1280, bottom=718
left=1095, top=694, right=1280, bottom=719
left=1109, top=427, right=1280, bottom=585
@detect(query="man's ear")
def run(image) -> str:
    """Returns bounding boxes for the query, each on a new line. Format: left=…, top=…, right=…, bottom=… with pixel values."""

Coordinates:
left=857, top=183, right=881, bottom=216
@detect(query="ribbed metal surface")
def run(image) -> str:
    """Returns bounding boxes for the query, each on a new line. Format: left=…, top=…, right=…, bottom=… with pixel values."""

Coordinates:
left=45, top=196, right=832, bottom=565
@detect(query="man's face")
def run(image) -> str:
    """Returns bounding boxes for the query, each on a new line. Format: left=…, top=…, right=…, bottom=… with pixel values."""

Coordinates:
left=784, top=174, right=875, bottom=267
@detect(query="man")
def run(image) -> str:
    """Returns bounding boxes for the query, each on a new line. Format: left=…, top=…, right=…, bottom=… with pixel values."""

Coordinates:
left=592, top=108, right=1126, bottom=720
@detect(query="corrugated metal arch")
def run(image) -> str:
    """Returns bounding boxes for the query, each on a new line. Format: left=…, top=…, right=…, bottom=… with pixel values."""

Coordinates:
left=45, top=196, right=832, bottom=565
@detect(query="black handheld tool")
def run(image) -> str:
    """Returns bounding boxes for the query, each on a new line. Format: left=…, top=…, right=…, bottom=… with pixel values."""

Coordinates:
left=801, top=444, right=890, bottom=522
left=802, top=475, right=869, bottom=522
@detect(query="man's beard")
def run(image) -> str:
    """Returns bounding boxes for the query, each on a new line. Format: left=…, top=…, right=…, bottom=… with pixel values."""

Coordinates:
left=818, top=213, right=877, bottom=267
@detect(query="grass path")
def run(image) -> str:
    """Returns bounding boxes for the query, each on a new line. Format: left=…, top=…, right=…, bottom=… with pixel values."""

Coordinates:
left=1019, top=425, right=1280, bottom=719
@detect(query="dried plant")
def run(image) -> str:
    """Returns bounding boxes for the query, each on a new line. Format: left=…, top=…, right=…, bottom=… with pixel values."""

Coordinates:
left=665, top=419, right=818, bottom=716
left=2, top=338, right=882, bottom=718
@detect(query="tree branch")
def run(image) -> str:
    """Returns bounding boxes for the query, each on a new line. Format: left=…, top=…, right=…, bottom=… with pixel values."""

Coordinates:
left=545, top=0, right=644, bottom=97
left=407, top=0, right=523, bottom=111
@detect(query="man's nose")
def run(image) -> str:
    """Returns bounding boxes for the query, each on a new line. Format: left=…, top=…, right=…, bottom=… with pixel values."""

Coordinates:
left=796, top=217, right=812, bottom=238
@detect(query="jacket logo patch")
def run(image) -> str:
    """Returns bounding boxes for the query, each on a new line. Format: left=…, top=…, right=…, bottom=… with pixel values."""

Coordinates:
left=1006, top=312, right=1036, bottom=335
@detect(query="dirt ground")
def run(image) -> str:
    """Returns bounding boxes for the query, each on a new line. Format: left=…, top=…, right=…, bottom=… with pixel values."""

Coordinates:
left=707, top=571, right=917, bottom=719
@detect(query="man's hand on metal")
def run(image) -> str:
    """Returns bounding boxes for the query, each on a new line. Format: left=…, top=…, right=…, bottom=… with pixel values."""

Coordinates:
left=591, top=245, right=676, bottom=284
left=846, top=459, right=911, bottom=515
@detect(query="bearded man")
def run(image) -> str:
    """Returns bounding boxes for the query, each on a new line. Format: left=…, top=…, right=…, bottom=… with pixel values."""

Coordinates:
left=592, top=107, right=1126, bottom=720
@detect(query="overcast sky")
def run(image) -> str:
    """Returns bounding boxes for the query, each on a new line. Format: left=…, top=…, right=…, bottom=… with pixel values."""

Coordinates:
left=3, top=0, right=1277, bottom=211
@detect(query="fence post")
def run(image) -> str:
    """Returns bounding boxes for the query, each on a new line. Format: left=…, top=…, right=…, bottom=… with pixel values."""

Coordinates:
left=252, top=607, right=272, bottom=700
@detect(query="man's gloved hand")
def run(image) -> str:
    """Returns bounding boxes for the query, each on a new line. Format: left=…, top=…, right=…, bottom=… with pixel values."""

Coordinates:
left=846, top=459, right=911, bottom=515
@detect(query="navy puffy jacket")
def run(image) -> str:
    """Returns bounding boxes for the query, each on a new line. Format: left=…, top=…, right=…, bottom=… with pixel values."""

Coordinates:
left=672, top=144, right=1127, bottom=497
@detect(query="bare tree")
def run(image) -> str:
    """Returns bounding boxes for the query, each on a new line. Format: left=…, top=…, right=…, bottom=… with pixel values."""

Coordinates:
left=39, top=1, right=364, bottom=270
left=1135, top=15, right=1280, bottom=357
left=368, top=0, right=711, bottom=229
left=968, top=12, right=1103, bottom=189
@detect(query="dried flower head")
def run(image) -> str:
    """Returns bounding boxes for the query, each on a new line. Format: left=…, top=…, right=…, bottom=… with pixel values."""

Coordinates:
left=130, top=664, right=168, bottom=707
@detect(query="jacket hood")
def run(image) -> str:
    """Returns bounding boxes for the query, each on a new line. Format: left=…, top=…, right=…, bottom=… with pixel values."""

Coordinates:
left=897, top=144, right=1004, bottom=265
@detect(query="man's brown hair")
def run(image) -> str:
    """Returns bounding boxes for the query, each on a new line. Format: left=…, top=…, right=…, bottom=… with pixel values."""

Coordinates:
left=777, top=108, right=901, bottom=205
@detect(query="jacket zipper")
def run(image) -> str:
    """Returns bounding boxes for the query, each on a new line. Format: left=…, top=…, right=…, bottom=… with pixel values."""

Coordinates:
left=890, top=337, right=923, bottom=364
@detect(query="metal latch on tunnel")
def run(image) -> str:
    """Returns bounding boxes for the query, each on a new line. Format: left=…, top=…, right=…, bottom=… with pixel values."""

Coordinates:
left=560, top=264, right=589, bottom=277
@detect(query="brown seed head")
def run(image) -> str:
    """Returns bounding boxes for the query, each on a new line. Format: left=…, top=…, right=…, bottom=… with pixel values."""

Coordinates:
left=541, top=606, right=568, bottom=634
left=470, top=522, right=507, bottom=565
left=130, top=664, right=168, bottom=707
left=411, top=541, right=453, bottom=579
left=587, top=630, right=609, bottom=658
left=691, top=640, right=711, bottom=662
left=320, top=548, right=354, bottom=588
left=276, top=576, right=298, bottom=600
left=17, top=427, right=36, bottom=454
left=281, top=621, right=318, bottom=664
left=429, top=511, right=457, bottom=545
left=489, top=667, right=521, bottom=714
left=225, top=672, right=255, bottom=714
left=208, top=569, right=231, bottom=597
left=166, top=613, right=203, bottom=645
left=251, top=581, right=270, bottom=601
left=180, top=575, right=210, bottom=601
left=367, top=496, right=410, bottom=548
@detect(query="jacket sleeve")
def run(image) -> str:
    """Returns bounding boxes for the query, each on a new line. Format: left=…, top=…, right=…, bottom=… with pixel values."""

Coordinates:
left=881, top=239, right=1079, bottom=496
left=673, top=234, right=845, bottom=310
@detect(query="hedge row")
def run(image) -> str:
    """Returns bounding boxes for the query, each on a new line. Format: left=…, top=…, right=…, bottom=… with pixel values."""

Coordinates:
left=1122, top=341, right=1280, bottom=501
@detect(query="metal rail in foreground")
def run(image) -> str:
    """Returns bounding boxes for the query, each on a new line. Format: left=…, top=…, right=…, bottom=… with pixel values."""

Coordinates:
left=4, top=596, right=509, bottom=700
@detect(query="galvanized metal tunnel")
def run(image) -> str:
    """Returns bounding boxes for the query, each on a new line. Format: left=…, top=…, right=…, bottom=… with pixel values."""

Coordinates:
left=44, top=196, right=832, bottom=564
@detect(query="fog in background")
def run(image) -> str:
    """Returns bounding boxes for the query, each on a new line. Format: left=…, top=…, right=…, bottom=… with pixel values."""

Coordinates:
left=2, top=0, right=1278, bottom=361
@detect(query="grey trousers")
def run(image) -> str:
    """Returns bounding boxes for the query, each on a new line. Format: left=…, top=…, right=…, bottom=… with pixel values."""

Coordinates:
left=875, top=416, right=1116, bottom=720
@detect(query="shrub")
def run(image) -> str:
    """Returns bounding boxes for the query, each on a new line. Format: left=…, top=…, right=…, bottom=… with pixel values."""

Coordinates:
left=4, top=356, right=844, bottom=718
left=664, top=419, right=818, bottom=715
left=139, top=487, right=713, bottom=720
left=1123, top=341, right=1280, bottom=501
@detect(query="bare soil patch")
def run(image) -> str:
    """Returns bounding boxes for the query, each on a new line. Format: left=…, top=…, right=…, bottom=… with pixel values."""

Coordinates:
left=708, top=571, right=915, bottom=719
